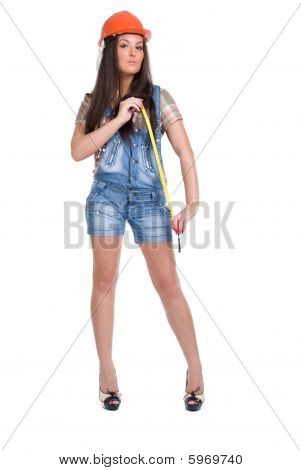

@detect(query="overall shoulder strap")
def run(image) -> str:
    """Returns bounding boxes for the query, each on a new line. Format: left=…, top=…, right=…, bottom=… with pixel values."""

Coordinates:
left=152, top=84, right=161, bottom=128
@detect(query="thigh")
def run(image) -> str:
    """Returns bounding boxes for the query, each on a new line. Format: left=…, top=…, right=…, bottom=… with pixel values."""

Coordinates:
left=139, top=241, right=180, bottom=291
left=91, top=235, right=124, bottom=283
left=85, top=182, right=126, bottom=281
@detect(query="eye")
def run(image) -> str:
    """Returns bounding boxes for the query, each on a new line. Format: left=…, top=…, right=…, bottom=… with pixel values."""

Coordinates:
left=119, top=44, right=143, bottom=50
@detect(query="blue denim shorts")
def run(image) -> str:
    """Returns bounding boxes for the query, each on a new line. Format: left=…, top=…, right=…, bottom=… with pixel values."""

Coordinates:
left=84, top=180, right=173, bottom=244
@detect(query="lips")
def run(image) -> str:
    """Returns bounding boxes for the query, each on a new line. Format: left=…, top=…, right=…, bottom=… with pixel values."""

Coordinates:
left=128, top=61, right=136, bottom=64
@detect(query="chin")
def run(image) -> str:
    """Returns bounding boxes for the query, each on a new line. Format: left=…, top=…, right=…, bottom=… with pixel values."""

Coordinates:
left=124, top=69, right=139, bottom=75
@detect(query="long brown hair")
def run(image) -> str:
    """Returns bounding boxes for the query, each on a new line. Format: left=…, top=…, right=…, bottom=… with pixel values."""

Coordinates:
left=85, top=35, right=158, bottom=144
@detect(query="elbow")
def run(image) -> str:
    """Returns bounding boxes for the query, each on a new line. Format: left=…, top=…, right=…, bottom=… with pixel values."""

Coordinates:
left=70, top=143, right=80, bottom=162
left=71, top=152, right=79, bottom=162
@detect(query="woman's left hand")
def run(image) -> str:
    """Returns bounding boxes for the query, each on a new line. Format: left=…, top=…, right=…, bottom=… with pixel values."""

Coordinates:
left=171, top=202, right=199, bottom=234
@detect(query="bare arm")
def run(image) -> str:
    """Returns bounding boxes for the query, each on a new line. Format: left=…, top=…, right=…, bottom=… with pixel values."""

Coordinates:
left=70, top=96, right=143, bottom=161
left=70, top=117, right=123, bottom=162
left=164, top=119, right=200, bottom=234
left=165, top=119, right=199, bottom=208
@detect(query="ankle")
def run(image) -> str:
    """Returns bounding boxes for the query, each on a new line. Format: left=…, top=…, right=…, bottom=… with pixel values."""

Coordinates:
left=99, top=361, right=115, bottom=372
left=187, top=363, right=202, bottom=372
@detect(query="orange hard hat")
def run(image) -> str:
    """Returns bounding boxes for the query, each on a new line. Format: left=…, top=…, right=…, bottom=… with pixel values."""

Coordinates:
left=98, top=10, right=151, bottom=47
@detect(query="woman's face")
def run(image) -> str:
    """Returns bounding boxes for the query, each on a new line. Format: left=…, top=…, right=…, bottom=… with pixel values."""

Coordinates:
left=116, top=34, right=144, bottom=75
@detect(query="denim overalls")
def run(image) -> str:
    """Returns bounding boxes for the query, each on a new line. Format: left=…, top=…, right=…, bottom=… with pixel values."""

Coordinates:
left=85, top=84, right=173, bottom=244
left=93, top=84, right=167, bottom=190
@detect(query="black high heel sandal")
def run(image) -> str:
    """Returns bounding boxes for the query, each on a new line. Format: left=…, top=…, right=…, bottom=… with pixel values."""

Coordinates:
left=99, top=366, right=122, bottom=411
left=183, top=368, right=205, bottom=411
left=99, top=389, right=122, bottom=410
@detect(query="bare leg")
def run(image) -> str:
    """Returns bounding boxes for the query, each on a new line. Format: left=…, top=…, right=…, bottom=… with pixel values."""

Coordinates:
left=139, top=241, right=204, bottom=405
left=90, top=235, right=123, bottom=405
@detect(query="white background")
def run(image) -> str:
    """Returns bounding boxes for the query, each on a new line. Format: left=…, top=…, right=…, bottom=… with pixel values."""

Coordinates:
left=1, top=0, right=300, bottom=468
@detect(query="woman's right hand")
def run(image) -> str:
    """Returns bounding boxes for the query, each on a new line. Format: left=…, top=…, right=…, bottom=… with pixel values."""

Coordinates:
left=115, top=97, right=143, bottom=125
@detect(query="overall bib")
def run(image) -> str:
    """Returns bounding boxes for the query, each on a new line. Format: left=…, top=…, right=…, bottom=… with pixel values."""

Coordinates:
left=93, top=84, right=167, bottom=190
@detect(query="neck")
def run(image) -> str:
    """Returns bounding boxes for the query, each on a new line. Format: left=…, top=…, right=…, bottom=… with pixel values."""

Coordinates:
left=111, top=75, right=134, bottom=107
left=119, top=74, right=134, bottom=98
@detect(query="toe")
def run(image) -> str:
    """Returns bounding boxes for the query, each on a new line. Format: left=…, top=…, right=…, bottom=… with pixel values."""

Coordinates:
left=188, top=400, right=197, bottom=405
left=109, top=399, right=119, bottom=405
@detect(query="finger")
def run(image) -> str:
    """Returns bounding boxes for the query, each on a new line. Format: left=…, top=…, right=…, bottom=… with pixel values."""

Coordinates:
left=182, top=219, right=186, bottom=233
left=129, top=97, right=143, bottom=108
left=175, top=219, right=183, bottom=234
left=172, top=218, right=181, bottom=232
left=131, top=97, right=143, bottom=103
left=126, top=97, right=142, bottom=105
left=172, top=217, right=178, bottom=230
left=130, top=99, right=142, bottom=109
left=128, top=102, right=141, bottom=112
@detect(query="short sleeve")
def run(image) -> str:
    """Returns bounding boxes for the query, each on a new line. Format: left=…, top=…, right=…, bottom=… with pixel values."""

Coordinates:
left=75, top=92, right=92, bottom=124
left=160, top=88, right=183, bottom=134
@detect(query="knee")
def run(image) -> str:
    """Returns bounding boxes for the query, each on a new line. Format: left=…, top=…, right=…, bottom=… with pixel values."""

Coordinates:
left=155, top=279, right=181, bottom=299
left=93, top=272, right=118, bottom=293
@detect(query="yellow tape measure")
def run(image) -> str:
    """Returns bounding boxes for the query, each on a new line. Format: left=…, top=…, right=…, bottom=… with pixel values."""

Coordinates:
left=141, top=104, right=181, bottom=252
left=140, top=105, right=174, bottom=216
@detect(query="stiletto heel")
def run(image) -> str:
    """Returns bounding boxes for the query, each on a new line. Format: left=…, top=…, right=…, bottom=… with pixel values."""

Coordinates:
left=183, top=368, right=205, bottom=411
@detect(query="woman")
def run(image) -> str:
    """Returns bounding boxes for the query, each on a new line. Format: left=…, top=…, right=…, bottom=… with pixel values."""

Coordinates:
left=70, top=10, right=205, bottom=411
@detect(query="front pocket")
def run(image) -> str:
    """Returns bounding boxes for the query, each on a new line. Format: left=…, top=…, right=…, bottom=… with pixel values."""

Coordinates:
left=84, top=191, right=98, bottom=209
left=159, top=199, right=171, bottom=215
left=84, top=181, right=106, bottom=209
left=141, top=144, right=155, bottom=172
left=105, top=139, right=121, bottom=166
